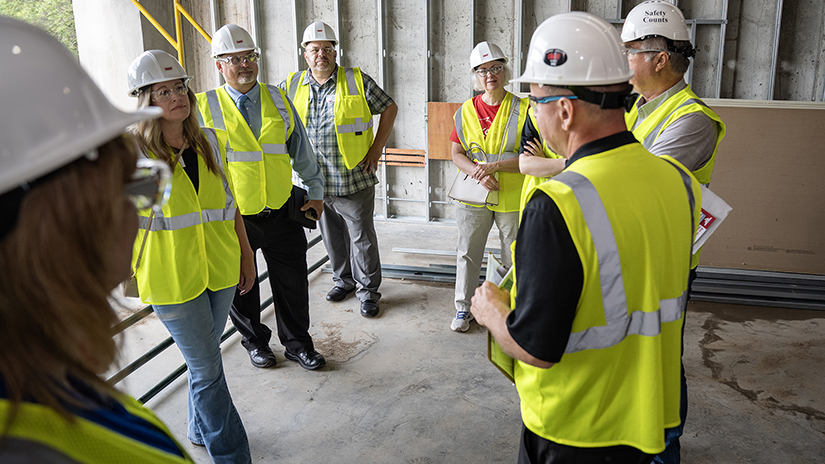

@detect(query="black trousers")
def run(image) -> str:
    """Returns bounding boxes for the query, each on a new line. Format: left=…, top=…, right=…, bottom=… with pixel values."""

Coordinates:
left=230, top=206, right=313, bottom=354
left=518, top=425, right=652, bottom=464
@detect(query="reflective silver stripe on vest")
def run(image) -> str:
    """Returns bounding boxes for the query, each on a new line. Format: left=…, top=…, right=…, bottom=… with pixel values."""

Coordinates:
left=287, top=72, right=304, bottom=101
left=338, top=118, right=374, bottom=134
left=552, top=170, right=691, bottom=354
left=502, top=96, right=522, bottom=154
left=642, top=98, right=707, bottom=150
left=139, top=211, right=201, bottom=232
left=265, top=84, right=291, bottom=138
left=262, top=143, right=287, bottom=153
left=226, top=150, right=262, bottom=162
left=498, top=151, right=519, bottom=161
left=203, top=128, right=236, bottom=213
left=201, top=208, right=234, bottom=223
left=345, top=67, right=359, bottom=96
left=453, top=109, right=469, bottom=149
left=205, top=90, right=225, bottom=131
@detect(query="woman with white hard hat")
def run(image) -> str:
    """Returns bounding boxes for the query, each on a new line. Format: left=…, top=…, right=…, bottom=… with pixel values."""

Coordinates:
left=0, top=17, right=196, bottom=463
left=127, top=50, right=255, bottom=464
left=448, top=41, right=529, bottom=332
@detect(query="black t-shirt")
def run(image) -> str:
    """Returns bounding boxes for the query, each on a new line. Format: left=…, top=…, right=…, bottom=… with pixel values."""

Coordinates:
left=175, top=146, right=199, bottom=193
left=506, top=131, right=639, bottom=363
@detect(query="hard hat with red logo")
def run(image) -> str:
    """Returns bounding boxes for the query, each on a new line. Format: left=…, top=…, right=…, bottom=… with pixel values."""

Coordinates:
left=301, top=21, right=338, bottom=48
left=470, top=41, right=508, bottom=70
left=512, top=12, right=635, bottom=109
left=211, top=24, right=258, bottom=58
left=127, top=50, right=191, bottom=97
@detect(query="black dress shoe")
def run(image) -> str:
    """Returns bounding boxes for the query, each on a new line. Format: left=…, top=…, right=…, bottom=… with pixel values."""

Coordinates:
left=248, top=346, right=277, bottom=368
left=326, top=286, right=355, bottom=302
left=284, top=349, right=326, bottom=370
left=360, top=300, right=379, bottom=318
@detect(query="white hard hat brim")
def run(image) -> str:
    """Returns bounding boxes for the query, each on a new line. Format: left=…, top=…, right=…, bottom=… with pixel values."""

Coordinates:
left=0, top=106, right=162, bottom=195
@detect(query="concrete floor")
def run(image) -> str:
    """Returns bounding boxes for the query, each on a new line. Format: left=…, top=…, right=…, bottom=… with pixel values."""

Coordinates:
left=111, top=221, right=825, bottom=463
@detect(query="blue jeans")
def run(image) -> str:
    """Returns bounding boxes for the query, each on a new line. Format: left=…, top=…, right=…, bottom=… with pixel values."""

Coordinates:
left=153, top=287, right=251, bottom=464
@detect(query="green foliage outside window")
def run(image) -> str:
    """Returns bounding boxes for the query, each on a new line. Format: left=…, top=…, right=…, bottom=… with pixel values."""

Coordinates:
left=0, top=0, right=77, bottom=55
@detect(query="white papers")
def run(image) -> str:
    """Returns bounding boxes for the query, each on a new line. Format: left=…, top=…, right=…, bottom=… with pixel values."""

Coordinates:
left=693, top=185, right=732, bottom=254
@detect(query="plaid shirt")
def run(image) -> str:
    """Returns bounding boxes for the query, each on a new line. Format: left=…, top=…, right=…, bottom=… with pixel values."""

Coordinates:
left=280, top=66, right=394, bottom=196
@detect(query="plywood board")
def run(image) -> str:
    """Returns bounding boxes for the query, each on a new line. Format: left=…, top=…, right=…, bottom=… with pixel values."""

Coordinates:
left=427, top=102, right=462, bottom=160
left=698, top=100, right=825, bottom=275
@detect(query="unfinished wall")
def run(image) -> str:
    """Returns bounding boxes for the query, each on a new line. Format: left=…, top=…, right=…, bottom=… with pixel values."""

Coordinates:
left=75, top=0, right=825, bottom=223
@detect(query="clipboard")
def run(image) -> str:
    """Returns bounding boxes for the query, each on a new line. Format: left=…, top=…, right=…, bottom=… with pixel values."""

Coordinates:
left=484, top=253, right=516, bottom=383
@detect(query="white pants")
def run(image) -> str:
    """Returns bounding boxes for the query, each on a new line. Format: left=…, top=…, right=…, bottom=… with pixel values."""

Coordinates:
left=454, top=203, right=519, bottom=312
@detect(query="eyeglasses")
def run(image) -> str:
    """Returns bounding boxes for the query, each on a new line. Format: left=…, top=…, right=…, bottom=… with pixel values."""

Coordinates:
left=150, top=83, right=188, bottom=103
left=306, top=46, right=336, bottom=56
left=475, top=65, right=504, bottom=76
left=126, top=159, right=172, bottom=211
left=528, top=94, right=578, bottom=111
left=622, top=46, right=668, bottom=56
left=217, top=52, right=260, bottom=66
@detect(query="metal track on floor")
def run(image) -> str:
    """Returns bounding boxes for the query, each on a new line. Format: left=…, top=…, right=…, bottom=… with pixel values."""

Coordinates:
left=357, top=248, right=825, bottom=311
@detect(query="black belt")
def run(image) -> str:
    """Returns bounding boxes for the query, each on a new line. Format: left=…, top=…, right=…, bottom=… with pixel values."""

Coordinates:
left=256, top=208, right=273, bottom=218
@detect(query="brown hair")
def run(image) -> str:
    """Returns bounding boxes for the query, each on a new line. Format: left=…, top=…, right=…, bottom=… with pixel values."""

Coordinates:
left=0, top=135, right=137, bottom=431
left=132, top=84, right=220, bottom=175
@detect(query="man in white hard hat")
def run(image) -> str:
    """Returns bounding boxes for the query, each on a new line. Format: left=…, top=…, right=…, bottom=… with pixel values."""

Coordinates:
left=281, top=21, right=398, bottom=319
left=197, top=24, right=327, bottom=371
left=621, top=3, right=726, bottom=462
left=470, top=12, right=701, bottom=463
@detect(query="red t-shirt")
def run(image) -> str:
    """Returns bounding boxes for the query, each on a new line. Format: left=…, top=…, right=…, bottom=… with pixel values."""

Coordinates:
left=450, top=94, right=501, bottom=144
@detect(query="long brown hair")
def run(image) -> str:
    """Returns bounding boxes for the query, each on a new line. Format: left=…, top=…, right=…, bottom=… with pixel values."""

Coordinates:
left=0, top=135, right=137, bottom=430
left=132, top=84, right=220, bottom=175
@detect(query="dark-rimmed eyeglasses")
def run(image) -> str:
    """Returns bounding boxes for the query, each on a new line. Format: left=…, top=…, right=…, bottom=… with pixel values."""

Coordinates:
left=475, top=65, right=504, bottom=76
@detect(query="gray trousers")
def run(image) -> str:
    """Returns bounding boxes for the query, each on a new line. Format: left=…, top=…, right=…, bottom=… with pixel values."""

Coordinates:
left=454, top=203, right=519, bottom=312
left=318, top=186, right=382, bottom=302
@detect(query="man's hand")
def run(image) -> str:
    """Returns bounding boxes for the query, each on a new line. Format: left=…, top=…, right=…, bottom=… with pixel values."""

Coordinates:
left=301, top=199, right=324, bottom=220
left=470, top=281, right=511, bottom=327
left=359, top=144, right=383, bottom=173
left=522, top=138, right=543, bottom=157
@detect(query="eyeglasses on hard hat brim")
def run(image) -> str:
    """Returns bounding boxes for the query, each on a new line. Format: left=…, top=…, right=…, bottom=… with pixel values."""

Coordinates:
left=126, top=159, right=172, bottom=212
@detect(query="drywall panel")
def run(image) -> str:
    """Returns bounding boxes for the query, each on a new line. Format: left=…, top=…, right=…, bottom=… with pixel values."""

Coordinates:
left=700, top=99, right=825, bottom=274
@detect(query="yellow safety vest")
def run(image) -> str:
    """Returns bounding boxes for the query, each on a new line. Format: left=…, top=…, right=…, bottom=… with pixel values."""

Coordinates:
left=286, top=67, right=374, bottom=170
left=519, top=107, right=563, bottom=218
left=0, top=395, right=193, bottom=463
left=513, top=142, right=701, bottom=454
left=453, top=92, right=529, bottom=213
left=626, top=84, right=725, bottom=268
left=197, top=84, right=295, bottom=215
left=133, top=128, right=240, bottom=306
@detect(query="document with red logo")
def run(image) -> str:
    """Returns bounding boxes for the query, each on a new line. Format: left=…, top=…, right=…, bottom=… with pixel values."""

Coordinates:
left=485, top=253, right=516, bottom=383
left=693, top=186, right=732, bottom=254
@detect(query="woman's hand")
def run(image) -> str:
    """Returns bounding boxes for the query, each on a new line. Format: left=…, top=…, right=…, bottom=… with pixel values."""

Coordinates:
left=238, top=251, right=256, bottom=295
left=522, top=138, right=543, bottom=157
left=479, top=174, right=500, bottom=192
left=471, top=162, right=497, bottom=181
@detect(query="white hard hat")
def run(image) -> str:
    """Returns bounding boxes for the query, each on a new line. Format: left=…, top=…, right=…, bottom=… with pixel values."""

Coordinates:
left=0, top=17, right=161, bottom=197
left=512, top=12, right=633, bottom=86
left=127, top=50, right=191, bottom=97
left=301, top=21, right=338, bottom=48
left=621, top=1, right=691, bottom=43
left=211, top=24, right=258, bottom=58
left=470, top=42, right=508, bottom=70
